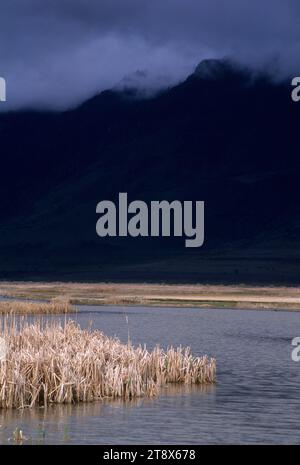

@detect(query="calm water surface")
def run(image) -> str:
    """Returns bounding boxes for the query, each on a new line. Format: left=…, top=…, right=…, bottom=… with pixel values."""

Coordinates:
left=0, top=305, right=299, bottom=444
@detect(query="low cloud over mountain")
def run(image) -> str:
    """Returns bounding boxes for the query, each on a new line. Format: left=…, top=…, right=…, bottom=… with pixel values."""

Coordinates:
left=1, top=0, right=300, bottom=110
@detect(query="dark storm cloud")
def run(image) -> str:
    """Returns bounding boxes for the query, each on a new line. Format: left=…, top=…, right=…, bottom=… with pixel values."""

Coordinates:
left=0, top=0, right=299, bottom=110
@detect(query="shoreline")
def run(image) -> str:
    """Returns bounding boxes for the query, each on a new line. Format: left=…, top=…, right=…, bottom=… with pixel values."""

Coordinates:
left=0, top=281, right=300, bottom=311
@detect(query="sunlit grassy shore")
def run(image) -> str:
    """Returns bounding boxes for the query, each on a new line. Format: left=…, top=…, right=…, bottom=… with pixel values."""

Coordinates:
left=0, top=319, right=216, bottom=408
left=1, top=282, right=300, bottom=310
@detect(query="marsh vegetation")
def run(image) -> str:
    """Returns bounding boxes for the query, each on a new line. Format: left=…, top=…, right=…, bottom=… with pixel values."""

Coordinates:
left=0, top=298, right=73, bottom=315
left=0, top=318, right=216, bottom=409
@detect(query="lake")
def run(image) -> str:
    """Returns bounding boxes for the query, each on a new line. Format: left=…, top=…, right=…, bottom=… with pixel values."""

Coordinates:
left=0, top=305, right=299, bottom=444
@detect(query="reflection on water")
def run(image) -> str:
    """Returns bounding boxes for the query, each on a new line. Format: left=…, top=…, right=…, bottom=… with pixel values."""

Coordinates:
left=0, top=384, right=215, bottom=444
left=0, top=305, right=300, bottom=444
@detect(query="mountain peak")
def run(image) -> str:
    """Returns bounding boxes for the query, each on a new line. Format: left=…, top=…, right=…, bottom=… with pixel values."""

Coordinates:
left=193, top=58, right=244, bottom=80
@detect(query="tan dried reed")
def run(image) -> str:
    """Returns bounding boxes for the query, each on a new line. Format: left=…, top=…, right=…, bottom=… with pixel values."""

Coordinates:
left=0, top=298, right=73, bottom=315
left=0, top=318, right=216, bottom=409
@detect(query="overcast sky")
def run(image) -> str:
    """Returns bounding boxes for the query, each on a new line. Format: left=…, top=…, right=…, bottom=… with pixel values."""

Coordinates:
left=0, top=0, right=299, bottom=110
